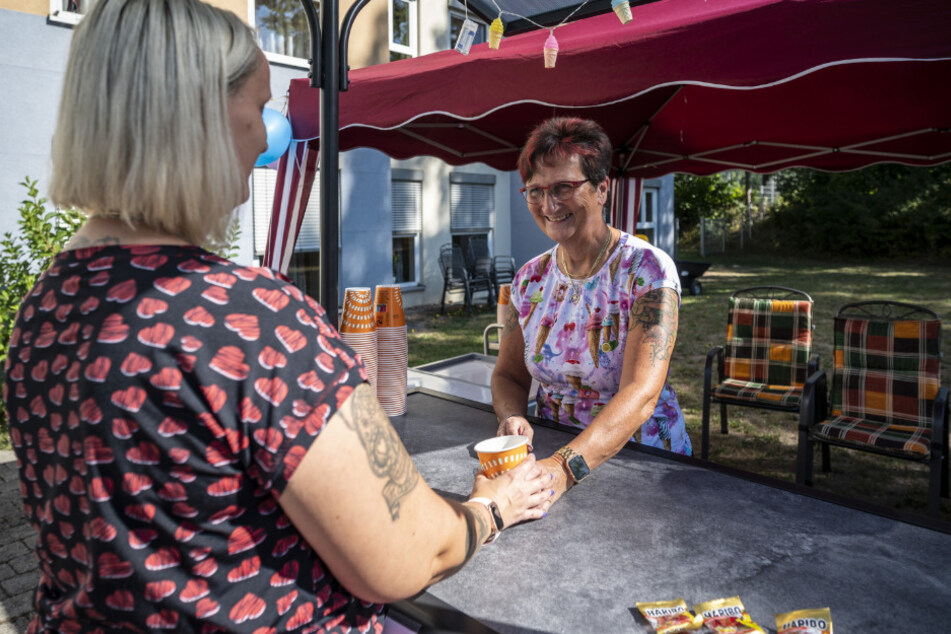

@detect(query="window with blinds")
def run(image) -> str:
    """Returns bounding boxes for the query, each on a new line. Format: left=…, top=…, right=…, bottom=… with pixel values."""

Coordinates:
left=392, top=178, right=422, bottom=285
left=392, top=180, right=422, bottom=233
left=251, top=168, right=321, bottom=257
left=450, top=182, right=493, bottom=232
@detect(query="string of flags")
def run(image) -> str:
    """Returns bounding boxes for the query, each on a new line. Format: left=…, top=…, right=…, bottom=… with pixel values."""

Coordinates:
left=454, top=0, right=634, bottom=67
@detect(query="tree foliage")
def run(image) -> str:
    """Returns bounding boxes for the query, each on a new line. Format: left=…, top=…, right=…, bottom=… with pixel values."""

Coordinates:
left=1, top=179, right=85, bottom=429
left=674, top=172, right=752, bottom=232
left=763, top=164, right=951, bottom=259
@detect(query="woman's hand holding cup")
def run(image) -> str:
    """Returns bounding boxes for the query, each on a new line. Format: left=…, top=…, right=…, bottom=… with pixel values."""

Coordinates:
left=470, top=454, right=552, bottom=528
left=497, top=415, right=534, bottom=449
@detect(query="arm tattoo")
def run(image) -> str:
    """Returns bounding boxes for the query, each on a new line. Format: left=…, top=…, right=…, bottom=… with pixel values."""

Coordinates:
left=500, top=302, right=522, bottom=343
left=441, top=504, right=490, bottom=579
left=339, top=385, right=418, bottom=520
left=630, top=288, right=677, bottom=366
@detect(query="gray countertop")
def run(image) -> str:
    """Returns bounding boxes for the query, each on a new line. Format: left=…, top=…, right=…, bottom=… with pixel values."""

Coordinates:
left=391, top=390, right=951, bottom=633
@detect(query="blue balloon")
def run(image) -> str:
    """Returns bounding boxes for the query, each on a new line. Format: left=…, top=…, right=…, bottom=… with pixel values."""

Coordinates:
left=255, top=108, right=292, bottom=167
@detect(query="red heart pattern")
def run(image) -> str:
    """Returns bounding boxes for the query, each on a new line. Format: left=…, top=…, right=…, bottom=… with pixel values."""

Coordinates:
left=137, top=323, right=174, bottom=348
left=253, top=288, right=290, bottom=313
left=106, top=279, right=137, bottom=303
left=184, top=305, right=215, bottom=328
left=225, top=313, right=260, bottom=341
left=136, top=297, right=168, bottom=319
left=5, top=245, right=381, bottom=632
left=258, top=346, right=287, bottom=370
left=210, top=346, right=250, bottom=381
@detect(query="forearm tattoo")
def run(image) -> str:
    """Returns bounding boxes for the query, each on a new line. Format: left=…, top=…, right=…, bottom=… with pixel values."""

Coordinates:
left=340, top=384, right=418, bottom=520
left=500, top=302, right=521, bottom=342
left=438, top=504, right=490, bottom=580
left=464, top=505, right=490, bottom=566
left=630, top=288, right=677, bottom=366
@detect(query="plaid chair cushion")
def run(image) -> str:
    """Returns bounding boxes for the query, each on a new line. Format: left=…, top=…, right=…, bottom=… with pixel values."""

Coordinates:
left=724, top=297, right=813, bottom=387
left=711, top=378, right=803, bottom=408
left=832, top=317, right=941, bottom=427
left=812, top=414, right=931, bottom=458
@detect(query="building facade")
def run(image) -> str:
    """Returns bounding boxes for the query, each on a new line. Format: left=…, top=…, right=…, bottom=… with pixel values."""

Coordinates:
left=0, top=0, right=674, bottom=311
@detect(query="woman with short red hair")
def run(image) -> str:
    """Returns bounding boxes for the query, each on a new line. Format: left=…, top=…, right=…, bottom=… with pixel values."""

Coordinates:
left=492, top=117, right=692, bottom=505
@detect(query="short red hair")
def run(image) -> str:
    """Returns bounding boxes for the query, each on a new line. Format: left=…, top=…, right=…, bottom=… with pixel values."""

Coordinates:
left=517, top=117, right=613, bottom=184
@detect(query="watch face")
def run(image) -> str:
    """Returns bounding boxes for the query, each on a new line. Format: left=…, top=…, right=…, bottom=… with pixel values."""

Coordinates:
left=568, top=455, right=590, bottom=482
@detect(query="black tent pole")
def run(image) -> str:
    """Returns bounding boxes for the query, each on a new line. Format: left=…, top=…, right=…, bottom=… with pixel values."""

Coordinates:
left=318, top=2, right=341, bottom=328
left=300, top=0, right=371, bottom=329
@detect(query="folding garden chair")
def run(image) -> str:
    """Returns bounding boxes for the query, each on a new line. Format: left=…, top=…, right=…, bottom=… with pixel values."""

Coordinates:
left=483, top=323, right=503, bottom=356
left=493, top=255, right=517, bottom=288
left=701, top=286, right=818, bottom=459
left=796, top=301, right=948, bottom=516
left=438, top=244, right=472, bottom=314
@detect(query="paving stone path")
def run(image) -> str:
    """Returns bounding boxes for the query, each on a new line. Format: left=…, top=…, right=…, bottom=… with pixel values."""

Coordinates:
left=0, top=450, right=34, bottom=634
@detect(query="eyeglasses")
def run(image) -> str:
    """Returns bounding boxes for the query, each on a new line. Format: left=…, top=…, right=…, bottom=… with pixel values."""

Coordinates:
left=519, top=179, right=591, bottom=204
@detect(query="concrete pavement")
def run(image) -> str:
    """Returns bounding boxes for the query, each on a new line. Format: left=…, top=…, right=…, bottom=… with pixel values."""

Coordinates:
left=0, top=450, right=35, bottom=634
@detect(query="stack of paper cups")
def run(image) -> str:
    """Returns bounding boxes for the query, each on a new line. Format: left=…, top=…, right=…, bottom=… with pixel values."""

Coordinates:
left=497, top=283, right=512, bottom=324
left=374, top=285, right=408, bottom=416
left=339, top=287, right=378, bottom=394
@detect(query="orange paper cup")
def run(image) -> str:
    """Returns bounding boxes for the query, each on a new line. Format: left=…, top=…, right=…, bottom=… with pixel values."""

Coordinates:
left=340, top=287, right=376, bottom=334
left=497, top=283, right=512, bottom=323
left=498, top=283, right=511, bottom=306
left=374, top=285, right=406, bottom=328
left=474, top=435, right=529, bottom=479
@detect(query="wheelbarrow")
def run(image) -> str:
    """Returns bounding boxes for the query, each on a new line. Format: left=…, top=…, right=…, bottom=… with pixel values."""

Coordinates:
left=674, top=260, right=711, bottom=296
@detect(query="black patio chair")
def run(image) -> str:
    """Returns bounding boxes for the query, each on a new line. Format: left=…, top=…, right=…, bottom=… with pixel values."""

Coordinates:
left=470, top=256, right=496, bottom=307
left=438, top=244, right=473, bottom=313
left=463, top=239, right=491, bottom=276
left=796, top=300, right=948, bottom=516
left=493, top=255, right=517, bottom=291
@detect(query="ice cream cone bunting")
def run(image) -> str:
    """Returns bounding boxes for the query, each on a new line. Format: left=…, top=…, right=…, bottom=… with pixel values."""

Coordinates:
left=612, top=0, right=633, bottom=24
left=543, top=31, right=559, bottom=69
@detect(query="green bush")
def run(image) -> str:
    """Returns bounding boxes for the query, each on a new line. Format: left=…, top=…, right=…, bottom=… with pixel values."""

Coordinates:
left=1, top=178, right=85, bottom=433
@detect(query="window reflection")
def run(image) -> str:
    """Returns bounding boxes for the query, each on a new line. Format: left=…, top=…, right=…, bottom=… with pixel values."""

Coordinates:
left=255, top=0, right=319, bottom=60
left=391, top=0, right=411, bottom=47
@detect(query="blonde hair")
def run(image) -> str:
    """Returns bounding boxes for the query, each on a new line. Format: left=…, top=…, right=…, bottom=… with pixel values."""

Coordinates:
left=49, top=0, right=261, bottom=245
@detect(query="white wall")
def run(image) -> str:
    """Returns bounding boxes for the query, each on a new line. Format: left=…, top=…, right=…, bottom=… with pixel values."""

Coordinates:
left=0, top=10, right=72, bottom=239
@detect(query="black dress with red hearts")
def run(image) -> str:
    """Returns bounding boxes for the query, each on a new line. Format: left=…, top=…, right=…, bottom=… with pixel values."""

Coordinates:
left=3, top=245, right=384, bottom=633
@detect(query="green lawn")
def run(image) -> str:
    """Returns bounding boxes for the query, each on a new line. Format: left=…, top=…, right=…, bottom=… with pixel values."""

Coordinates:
left=409, top=253, right=951, bottom=521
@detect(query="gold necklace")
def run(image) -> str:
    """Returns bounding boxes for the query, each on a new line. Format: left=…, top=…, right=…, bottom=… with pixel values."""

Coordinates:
left=561, top=229, right=613, bottom=304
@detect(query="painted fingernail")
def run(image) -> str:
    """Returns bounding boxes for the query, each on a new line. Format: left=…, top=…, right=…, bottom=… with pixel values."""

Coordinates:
left=549, top=473, right=553, bottom=480
left=542, top=512, right=547, bottom=518
left=550, top=489, right=554, bottom=496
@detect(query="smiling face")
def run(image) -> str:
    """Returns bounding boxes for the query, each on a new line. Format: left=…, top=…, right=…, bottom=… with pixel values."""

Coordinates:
left=524, top=154, right=609, bottom=248
left=228, top=50, right=271, bottom=201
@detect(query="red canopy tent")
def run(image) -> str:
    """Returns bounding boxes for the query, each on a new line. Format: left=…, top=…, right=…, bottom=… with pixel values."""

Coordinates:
left=267, top=0, right=951, bottom=279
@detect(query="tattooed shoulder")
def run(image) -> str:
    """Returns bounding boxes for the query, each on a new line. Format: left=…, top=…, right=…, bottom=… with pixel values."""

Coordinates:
left=339, top=383, right=419, bottom=520
left=500, top=302, right=522, bottom=342
left=67, top=234, right=121, bottom=248
left=629, top=288, right=678, bottom=365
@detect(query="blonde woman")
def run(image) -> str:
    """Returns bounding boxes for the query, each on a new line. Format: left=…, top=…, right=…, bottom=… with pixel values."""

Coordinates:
left=5, top=1, right=551, bottom=632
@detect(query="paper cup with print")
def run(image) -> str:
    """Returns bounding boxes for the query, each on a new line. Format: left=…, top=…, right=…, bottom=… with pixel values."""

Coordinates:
left=475, top=435, right=529, bottom=479
left=340, top=288, right=378, bottom=393
left=374, top=284, right=406, bottom=328
left=341, top=287, right=376, bottom=334
left=497, top=283, right=512, bottom=323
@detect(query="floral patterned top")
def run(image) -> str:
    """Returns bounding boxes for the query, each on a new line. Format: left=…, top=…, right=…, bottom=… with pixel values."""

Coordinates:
left=512, top=232, right=692, bottom=454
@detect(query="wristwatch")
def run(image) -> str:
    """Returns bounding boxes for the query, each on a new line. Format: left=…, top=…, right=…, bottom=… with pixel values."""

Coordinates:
left=468, top=497, right=504, bottom=544
left=555, top=446, right=591, bottom=485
